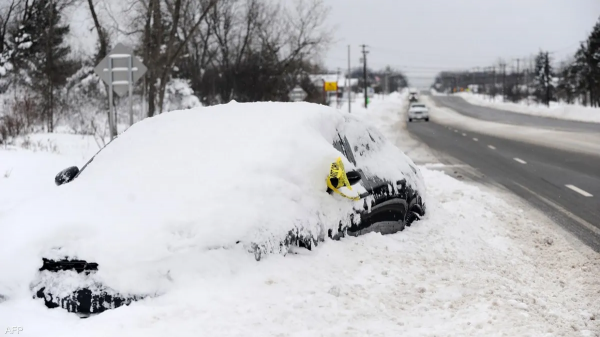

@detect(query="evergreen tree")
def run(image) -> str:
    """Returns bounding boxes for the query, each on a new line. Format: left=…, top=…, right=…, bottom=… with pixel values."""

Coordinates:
left=9, top=0, right=76, bottom=131
left=561, top=17, right=600, bottom=107
left=585, top=18, right=600, bottom=106
left=556, top=64, right=576, bottom=104
left=533, top=51, right=554, bottom=106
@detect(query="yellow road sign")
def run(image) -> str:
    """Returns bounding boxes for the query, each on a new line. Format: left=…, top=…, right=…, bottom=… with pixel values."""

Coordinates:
left=324, top=82, right=338, bottom=92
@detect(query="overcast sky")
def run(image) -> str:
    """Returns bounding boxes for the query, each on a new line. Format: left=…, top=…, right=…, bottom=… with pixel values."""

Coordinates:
left=322, top=0, right=600, bottom=88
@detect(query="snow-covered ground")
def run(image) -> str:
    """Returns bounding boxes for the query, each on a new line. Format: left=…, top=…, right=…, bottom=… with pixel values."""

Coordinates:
left=420, top=95, right=600, bottom=158
left=451, top=91, right=600, bottom=124
left=1, top=94, right=599, bottom=336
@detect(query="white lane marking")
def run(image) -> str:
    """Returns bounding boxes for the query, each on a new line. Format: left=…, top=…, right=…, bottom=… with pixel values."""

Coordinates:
left=473, top=138, right=478, bottom=142
left=454, top=130, right=458, bottom=133
left=513, top=158, right=527, bottom=164
left=462, top=133, right=467, bottom=136
left=514, top=182, right=600, bottom=236
left=488, top=145, right=496, bottom=150
left=565, top=185, right=593, bottom=197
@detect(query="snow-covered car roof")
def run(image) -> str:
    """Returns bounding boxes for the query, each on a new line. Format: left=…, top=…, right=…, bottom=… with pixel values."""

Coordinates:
left=0, top=101, right=424, bottom=297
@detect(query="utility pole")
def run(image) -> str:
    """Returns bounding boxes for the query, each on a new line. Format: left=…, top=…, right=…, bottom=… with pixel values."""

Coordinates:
left=500, top=62, right=506, bottom=101
left=347, top=45, right=351, bottom=113
left=516, top=59, right=520, bottom=86
left=384, top=70, right=389, bottom=96
left=360, top=44, right=369, bottom=108
left=492, top=66, right=497, bottom=100
left=336, top=67, right=341, bottom=108
left=545, top=52, right=551, bottom=107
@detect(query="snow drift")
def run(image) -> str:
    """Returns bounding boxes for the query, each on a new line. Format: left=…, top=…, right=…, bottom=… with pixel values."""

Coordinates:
left=455, top=92, right=600, bottom=124
left=0, top=101, right=424, bottom=301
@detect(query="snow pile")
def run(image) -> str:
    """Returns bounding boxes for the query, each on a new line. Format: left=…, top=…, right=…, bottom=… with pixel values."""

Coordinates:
left=0, top=162, right=598, bottom=336
left=0, top=133, right=98, bottom=216
left=456, top=92, right=600, bottom=124
left=162, top=78, right=202, bottom=112
left=0, top=101, right=423, bottom=301
left=420, top=95, right=600, bottom=158
left=0, top=95, right=598, bottom=336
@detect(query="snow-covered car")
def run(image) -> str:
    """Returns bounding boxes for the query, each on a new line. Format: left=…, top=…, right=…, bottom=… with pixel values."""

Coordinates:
left=0, top=102, right=426, bottom=316
left=408, top=103, right=429, bottom=122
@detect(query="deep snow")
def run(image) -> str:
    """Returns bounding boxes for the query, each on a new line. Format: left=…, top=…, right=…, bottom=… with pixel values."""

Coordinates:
left=0, top=94, right=599, bottom=337
left=0, top=101, right=425, bottom=306
left=453, top=92, right=600, bottom=124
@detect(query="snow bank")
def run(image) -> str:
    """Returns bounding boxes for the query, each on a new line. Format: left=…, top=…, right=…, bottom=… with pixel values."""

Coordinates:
left=0, top=134, right=98, bottom=216
left=1, top=95, right=598, bottom=336
left=0, top=164, right=598, bottom=336
left=0, top=101, right=423, bottom=301
left=456, top=92, right=600, bottom=124
left=420, top=95, right=600, bottom=158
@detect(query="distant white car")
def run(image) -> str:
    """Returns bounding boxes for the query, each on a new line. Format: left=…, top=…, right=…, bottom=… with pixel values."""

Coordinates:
left=408, top=103, right=429, bottom=122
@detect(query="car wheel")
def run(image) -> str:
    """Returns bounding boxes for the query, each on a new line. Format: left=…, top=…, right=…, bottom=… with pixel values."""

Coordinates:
left=425, top=118, right=429, bottom=122
left=408, top=118, right=412, bottom=122
left=405, top=192, right=425, bottom=227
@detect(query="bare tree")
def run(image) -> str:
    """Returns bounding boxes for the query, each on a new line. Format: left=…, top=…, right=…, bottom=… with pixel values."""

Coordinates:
left=86, top=0, right=109, bottom=63
left=206, top=0, right=262, bottom=101
left=175, top=0, right=215, bottom=104
left=199, top=0, right=331, bottom=103
left=137, top=0, right=217, bottom=117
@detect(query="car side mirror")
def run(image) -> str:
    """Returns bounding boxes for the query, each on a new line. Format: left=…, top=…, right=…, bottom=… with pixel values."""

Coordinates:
left=55, top=166, right=79, bottom=186
left=346, top=170, right=361, bottom=186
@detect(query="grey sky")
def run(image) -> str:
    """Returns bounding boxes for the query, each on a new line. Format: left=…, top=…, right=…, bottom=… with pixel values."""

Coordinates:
left=323, top=0, right=600, bottom=88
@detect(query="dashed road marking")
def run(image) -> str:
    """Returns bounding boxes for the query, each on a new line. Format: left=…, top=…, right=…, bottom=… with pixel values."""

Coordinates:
left=462, top=133, right=467, bottom=136
left=513, top=158, right=527, bottom=164
left=454, top=130, right=458, bottom=133
left=473, top=138, right=478, bottom=142
left=488, top=145, right=496, bottom=150
left=514, top=182, right=600, bottom=236
left=565, top=185, right=593, bottom=197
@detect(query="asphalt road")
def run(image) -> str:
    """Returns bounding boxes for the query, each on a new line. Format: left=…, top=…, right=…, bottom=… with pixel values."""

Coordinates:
left=430, top=95, right=600, bottom=133
left=408, top=105, right=600, bottom=252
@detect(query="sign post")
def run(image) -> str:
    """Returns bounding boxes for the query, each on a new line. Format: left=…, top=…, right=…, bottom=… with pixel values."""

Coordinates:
left=94, top=43, right=148, bottom=140
left=324, top=81, right=338, bottom=107
left=324, top=82, right=338, bottom=92
left=288, top=85, right=307, bottom=102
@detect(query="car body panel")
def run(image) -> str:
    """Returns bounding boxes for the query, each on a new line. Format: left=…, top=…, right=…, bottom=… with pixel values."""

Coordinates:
left=408, top=103, right=429, bottom=120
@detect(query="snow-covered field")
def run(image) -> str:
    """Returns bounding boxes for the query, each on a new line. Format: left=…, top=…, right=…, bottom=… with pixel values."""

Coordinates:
left=1, top=94, right=599, bottom=336
left=453, top=92, right=600, bottom=124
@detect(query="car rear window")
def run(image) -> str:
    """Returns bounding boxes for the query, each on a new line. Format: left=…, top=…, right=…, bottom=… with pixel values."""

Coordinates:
left=412, top=104, right=425, bottom=108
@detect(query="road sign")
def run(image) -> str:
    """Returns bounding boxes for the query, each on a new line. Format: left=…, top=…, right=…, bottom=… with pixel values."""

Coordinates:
left=94, top=43, right=147, bottom=97
left=289, top=85, right=307, bottom=102
left=94, top=43, right=148, bottom=140
left=324, top=82, right=338, bottom=92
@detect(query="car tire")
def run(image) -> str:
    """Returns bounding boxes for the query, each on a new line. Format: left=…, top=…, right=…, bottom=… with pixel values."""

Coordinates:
left=408, top=118, right=412, bottom=122
left=425, top=118, right=429, bottom=122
